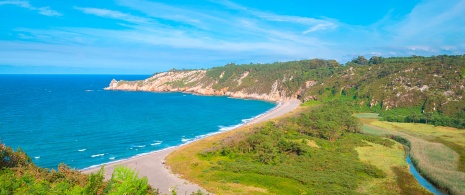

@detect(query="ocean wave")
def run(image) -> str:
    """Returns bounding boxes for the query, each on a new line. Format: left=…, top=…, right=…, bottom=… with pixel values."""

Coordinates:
left=91, top=154, right=105, bottom=158
left=85, top=90, right=93, bottom=92
left=35, top=156, right=40, bottom=159
left=217, top=103, right=280, bottom=132
left=218, top=123, right=243, bottom=131
left=78, top=149, right=86, bottom=152
left=134, top=145, right=146, bottom=148
left=150, top=141, right=163, bottom=146
left=179, top=103, right=280, bottom=145
left=81, top=146, right=177, bottom=171
left=109, top=157, right=115, bottom=160
left=81, top=103, right=280, bottom=170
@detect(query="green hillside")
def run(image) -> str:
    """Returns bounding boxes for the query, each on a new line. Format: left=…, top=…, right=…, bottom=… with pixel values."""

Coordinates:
left=197, top=54, right=465, bottom=128
left=303, top=55, right=465, bottom=128
left=2, top=54, right=464, bottom=194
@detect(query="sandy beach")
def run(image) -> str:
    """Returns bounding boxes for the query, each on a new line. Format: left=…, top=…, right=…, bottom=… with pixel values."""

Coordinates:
left=82, top=99, right=301, bottom=194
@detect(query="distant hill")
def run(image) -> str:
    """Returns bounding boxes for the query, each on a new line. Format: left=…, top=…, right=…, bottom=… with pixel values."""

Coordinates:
left=106, top=59, right=340, bottom=101
left=304, top=55, right=465, bottom=128
left=107, top=54, right=465, bottom=128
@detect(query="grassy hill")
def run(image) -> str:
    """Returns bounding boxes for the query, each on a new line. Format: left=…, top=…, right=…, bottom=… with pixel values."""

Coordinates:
left=303, top=55, right=465, bottom=128
left=114, top=54, right=465, bottom=128
left=194, top=54, right=465, bottom=128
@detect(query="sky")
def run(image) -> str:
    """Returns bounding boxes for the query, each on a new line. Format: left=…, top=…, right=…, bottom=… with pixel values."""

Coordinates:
left=0, top=0, right=464, bottom=74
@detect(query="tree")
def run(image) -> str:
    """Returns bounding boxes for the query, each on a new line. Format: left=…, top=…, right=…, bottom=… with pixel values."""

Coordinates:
left=369, top=56, right=383, bottom=65
left=351, top=56, right=368, bottom=65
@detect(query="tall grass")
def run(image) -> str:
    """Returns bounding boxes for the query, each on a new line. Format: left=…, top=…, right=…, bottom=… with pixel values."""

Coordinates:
left=360, top=120, right=465, bottom=195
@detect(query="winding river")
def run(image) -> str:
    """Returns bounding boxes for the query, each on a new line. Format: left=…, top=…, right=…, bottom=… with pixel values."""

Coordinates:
left=406, top=156, right=447, bottom=195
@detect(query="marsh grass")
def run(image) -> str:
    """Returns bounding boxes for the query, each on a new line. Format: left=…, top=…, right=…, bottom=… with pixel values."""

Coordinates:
left=434, top=137, right=465, bottom=172
left=360, top=119, right=465, bottom=194
left=392, top=166, right=434, bottom=195
left=356, top=141, right=431, bottom=194
left=354, top=113, right=381, bottom=119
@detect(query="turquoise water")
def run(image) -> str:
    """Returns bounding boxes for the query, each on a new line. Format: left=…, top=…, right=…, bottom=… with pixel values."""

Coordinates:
left=406, top=156, right=447, bottom=195
left=0, top=75, right=276, bottom=170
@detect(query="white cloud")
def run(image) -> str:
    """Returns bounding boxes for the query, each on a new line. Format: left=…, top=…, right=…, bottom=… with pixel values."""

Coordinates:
left=330, top=0, right=465, bottom=60
left=389, top=0, right=465, bottom=46
left=116, top=0, right=212, bottom=29
left=0, top=0, right=62, bottom=16
left=303, top=23, right=337, bottom=34
left=0, top=0, right=30, bottom=7
left=38, top=6, right=62, bottom=16
left=2, top=0, right=464, bottom=73
left=216, top=0, right=337, bottom=33
left=75, top=7, right=151, bottom=24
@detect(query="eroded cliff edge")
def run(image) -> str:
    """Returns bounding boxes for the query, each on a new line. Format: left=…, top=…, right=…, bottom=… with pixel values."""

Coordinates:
left=105, top=56, right=465, bottom=115
left=104, top=69, right=313, bottom=101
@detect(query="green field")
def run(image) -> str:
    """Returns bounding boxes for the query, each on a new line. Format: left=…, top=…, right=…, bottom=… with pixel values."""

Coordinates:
left=360, top=117, right=465, bottom=195
left=166, top=104, right=431, bottom=194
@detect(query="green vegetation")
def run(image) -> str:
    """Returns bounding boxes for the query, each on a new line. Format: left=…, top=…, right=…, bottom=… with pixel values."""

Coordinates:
left=121, top=54, right=465, bottom=129
left=462, top=65, right=465, bottom=78
left=202, top=59, right=341, bottom=95
left=0, top=141, right=208, bottom=195
left=6, top=54, right=465, bottom=194
left=202, top=54, right=465, bottom=129
left=359, top=118, right=465, bottom=195
left=379, top=108, right=465, bottom=129
left=356, top=141, right=431, bottom=194
left=0, top=142, right=155, bottom=194
left=167, top=102, right=430, bottom=194
left=304, top=55, right=465, bottom=129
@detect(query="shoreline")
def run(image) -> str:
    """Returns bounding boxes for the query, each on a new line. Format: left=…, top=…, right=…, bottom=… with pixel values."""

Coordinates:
left=80, top=99, right=281, bottom=171
left=82, top=99, right=301, bottom=194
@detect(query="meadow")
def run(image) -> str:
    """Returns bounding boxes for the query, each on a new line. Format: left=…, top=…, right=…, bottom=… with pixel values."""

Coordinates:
left=166, top=103, right=430, bottom=194
left=359, top=116, right=465, bottom=195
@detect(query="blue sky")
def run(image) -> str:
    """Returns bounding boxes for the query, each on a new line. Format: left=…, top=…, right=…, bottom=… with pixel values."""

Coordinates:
left=1, top=0, right=464, bottom=74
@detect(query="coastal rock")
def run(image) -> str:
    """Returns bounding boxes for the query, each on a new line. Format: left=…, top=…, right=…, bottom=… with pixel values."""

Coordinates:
left=104, top=70, right=301, bottom=101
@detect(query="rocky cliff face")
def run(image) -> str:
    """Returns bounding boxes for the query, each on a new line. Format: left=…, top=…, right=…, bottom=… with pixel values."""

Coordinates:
left=105, top=70, right=301, bottom=102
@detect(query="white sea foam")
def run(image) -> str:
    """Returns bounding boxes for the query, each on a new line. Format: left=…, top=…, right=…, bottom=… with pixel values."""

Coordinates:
left=109, top=157, right=115, bottom=160
left=78, top=149, right=86, bottom=152
left=134, top=145, right=146, bottom=148
left=218, top=123, right=243, bottom=131
left=91, top=154, right=104, bottom=158
left=81, top=146, right=177, bottom=171
left=85, top=90, right=93, bottom=92
left=150, top=141, right=163, bottom=146
left=181, top=138, right=193, bottom=143
left=34, top=156, right=40, bottom=159
left=81, top=102, right=281, bottom=171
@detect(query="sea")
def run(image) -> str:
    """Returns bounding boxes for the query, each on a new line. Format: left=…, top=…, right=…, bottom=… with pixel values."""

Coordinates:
left=0, top=75, right=276, bottom=170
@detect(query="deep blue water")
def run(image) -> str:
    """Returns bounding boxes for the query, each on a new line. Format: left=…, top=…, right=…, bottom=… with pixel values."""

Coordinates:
left=406, top=156, right=447, bottom=195
left=0, top=75, right=275, bottom=170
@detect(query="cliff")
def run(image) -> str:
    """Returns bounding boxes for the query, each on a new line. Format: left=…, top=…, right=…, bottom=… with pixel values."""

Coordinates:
left=105, top=70, right=298, bottom=101
left=106, top=55, right=465, bottom=118
left=105, top=59, right=343, bottom=101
